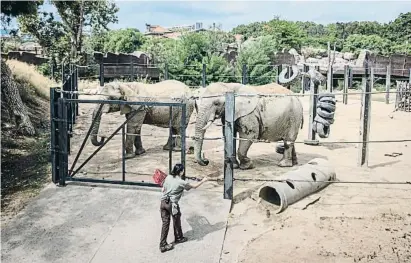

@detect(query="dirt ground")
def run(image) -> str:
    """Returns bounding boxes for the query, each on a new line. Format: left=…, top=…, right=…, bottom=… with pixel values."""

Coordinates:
left=63, top=89, right=410, bottom=263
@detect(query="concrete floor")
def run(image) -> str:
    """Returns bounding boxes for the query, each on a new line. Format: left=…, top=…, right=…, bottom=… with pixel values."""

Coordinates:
left=1, top=182, right=231, bottom=263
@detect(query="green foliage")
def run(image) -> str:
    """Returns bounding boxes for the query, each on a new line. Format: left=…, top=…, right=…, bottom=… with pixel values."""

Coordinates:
left=385, top=12, right=411, bottom=43
left=103, top=28, right=145, bottom=53
left=235, top=40, right=276, bottom=85
left=231, top=22, right=267, bottom=40
left=342, top=34, right=392, bottom=55
left=263, top=17, right=304, bottom=51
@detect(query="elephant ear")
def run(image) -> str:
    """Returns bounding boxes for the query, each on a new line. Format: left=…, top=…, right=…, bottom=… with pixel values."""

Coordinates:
left=234, top=86, right=259, bottom=121
left=119, top=83, right=147, bottom=115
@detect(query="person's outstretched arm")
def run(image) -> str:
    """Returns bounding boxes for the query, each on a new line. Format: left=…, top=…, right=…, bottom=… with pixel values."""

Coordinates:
left=185, top=177, right=208, bottom=190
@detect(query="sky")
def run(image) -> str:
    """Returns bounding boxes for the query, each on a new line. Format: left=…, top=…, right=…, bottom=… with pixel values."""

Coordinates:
left=24, top=1, right=411, bottom=32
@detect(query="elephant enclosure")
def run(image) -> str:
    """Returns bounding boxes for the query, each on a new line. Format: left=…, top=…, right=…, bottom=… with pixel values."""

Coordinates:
left=68, top=91, right=411, bottom=262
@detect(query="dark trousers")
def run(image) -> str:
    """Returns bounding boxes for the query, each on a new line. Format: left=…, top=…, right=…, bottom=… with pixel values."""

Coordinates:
left=160, top=199, right=183, bottom=247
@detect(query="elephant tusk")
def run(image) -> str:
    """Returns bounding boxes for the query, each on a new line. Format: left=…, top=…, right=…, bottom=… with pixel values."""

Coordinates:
left=202, top=121, right=213, bottom=130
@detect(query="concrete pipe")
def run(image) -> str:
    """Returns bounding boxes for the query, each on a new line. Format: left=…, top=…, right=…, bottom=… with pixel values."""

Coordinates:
left=257, top=158, right=336, bottom=214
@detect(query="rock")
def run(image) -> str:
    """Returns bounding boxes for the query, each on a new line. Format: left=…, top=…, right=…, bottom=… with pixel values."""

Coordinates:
left=334, top=51, right=343, bottom=59
left=306, top=57, right=320, bottom=64
left=343, top=52, right=356, bottom=60
left=288, top=48, right=300, bottom=56
left=356, top=50, right=371, bottom=67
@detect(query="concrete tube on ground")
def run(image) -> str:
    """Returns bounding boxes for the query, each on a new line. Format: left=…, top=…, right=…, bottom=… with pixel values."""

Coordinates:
left=257, top=158, right=336, bottom=214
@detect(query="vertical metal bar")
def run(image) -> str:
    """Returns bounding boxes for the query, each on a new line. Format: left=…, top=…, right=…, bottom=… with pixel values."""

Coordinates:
left=301, top=64, right=309, bottom=94
left=168, top=106, right=173, bottom=174
left=99, top=62, right=104, bottom=87
left=61, top=63, right=65, bottom=86
left=276, top=64, right=282, bottom=84
left=409, top=68, right=411, bottom=83
left=358, top=59, right=371, bottom=167
left=304, top=66, right=319, bottom=145
left=180, top=103, right=186, bottom=180
left=242, top=64, right=247, bottom=84
left=122, top=126, right=126, bottom=182
left=58, top=98, right=68, bottom=186
left=349, top=67, right=353, bottom=89
left=164, top=63, right=169, bottom=80
left=224, top=92, right=235, bottom=200
left=50, top=88, right=59, bottom=184
left=327, top=65, right=333, bottom=93
left=395, top=82, right=400, bottom=110
left=202, top=63, right=206, bottom=87
left=385, top=65, right=391, bottom=104
left=343, top=65, right=349, bottom=105
left=75, top=66, right=79, bottom=116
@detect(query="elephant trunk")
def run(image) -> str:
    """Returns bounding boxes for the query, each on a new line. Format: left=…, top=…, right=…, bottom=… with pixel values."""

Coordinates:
left=194, top=105, right=216, bottom=166
left=90, top=104, right=105, bottom=146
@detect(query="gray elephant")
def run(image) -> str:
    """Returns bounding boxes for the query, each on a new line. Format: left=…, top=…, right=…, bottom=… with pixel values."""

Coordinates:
left=90, top=80, right=196, bottom=159
left=194, top=82, right=304, bottom=170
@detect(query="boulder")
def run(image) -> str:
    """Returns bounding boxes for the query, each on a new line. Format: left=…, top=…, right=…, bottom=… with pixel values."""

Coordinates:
left=343, top=52, right=356, bottom=60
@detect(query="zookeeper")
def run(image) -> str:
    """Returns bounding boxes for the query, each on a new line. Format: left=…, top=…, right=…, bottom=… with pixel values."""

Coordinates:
left=159, top=163, right=208, bottom=253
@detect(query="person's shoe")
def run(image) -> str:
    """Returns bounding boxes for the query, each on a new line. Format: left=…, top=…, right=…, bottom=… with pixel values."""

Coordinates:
left=175, top=237, right=188, bottom=244
left=160, top=244, right=174, bottom=253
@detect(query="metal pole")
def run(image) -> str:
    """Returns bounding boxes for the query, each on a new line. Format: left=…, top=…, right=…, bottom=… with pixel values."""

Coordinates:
left=164, top=63, right=169, bottom=80
left=168, top=106, right=173, bottom=174
left=224, top=92, right=235, bottom=200
left=99, top=62, right=104, bottom=87
left=130, top=59, right=134, bottom=82
left=242, top=64, right=247, bottom=84
left=276, top=64, right=282, bottom=84
left=122, top=126, right=126, bottom=182
left=327, top=65, right=333, bottom=93
left=358, top=59, right=371, bottom=167
left=301, top=64, right=309, bottom=94
left=58, top=97, right=68, bottom=186
left=202, top=63, right=206, bottom=87
left=343, top=65, right=349, bottom=104
left=50, top=88, right=59, bottom=184
left=304, top=66, right=319, bottom=146
left=385, top=65, right=391, bottom=104
left=180, top=104, right=186, bottom=180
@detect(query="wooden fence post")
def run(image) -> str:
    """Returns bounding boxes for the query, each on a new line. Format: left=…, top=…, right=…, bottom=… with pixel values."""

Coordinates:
left=343, top=65, right=349, bottom=104
left=358, top=61, right=372, bottom=167
left=385, top=65, right=391, bottom=104
left=304, top=66, right=319, bottom=146
left=202, top=63, right=206, bottom=87
left=224, top=92, right=235, bottom=200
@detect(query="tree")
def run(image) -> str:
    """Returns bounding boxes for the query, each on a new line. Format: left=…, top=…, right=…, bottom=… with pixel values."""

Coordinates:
left=103, top=28, right=145, bottom=53
left=235, top=40, right=275, bottom=85
left=385, top=12, right=411, bottom=43
left=342, top=34, right=392, bottom=55
left=263, top=17, right=304, bottom=51
left=1, top=0, right=41, bottom=135
left=51, top=0, right=119, bottom=61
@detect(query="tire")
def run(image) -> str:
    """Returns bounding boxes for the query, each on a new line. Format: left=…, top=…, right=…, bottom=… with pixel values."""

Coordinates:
left=317, top=107, right=335, bottom=119
left=317, top=101, right=336, bottom=112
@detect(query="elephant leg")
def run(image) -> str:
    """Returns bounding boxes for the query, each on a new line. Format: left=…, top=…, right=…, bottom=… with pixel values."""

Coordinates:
left=278, top=141, right=293, bottom=167
left=172, top=127, right=182, bottom=152
left=133, top=127, right=146, bottom=156
left=237, top=116, right=258, bottom=170
left=222, top=115, right=239, bottom=169
left=125, top=112, right=146, bottom=159
left=292, top=143, right=298, bottom=165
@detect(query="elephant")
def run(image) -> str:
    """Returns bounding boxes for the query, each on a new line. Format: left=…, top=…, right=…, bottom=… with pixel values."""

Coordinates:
left=89, top=80, right=196, bottom=159
left=194, top=82, right=304, bottom=170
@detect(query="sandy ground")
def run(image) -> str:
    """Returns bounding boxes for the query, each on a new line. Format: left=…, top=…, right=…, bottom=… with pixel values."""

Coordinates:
left=5, top=89, right=408, bottom=263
